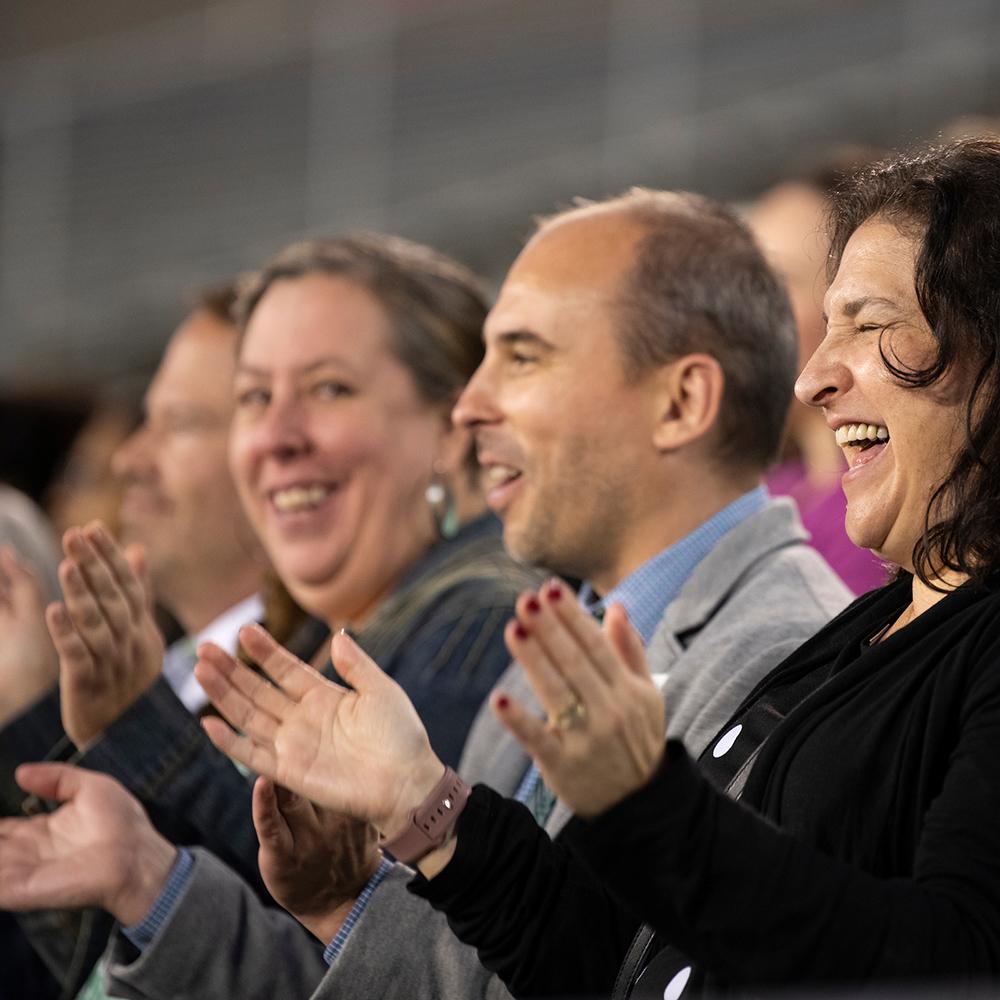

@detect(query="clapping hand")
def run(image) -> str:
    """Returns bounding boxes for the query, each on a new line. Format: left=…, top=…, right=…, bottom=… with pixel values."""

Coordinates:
left=197, top=625, right=445, bottom=840
left=0, top=763, right=177, bottom=925
left=46, top=522, right=165, bottom=748
left=494, top=579, right=666, bottom=817
left=253, top=776, right=379, bottom=943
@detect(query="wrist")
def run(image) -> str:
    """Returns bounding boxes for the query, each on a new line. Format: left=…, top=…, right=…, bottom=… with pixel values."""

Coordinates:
left=378, top=754, right=446, bottom=838
left=298, top=894, right=358, bottom=945
left=109, top=831, right=179, bottom=926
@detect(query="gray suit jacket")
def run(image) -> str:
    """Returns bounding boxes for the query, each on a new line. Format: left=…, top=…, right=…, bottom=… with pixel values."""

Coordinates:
left=105, top=499, right=851, bottom=1000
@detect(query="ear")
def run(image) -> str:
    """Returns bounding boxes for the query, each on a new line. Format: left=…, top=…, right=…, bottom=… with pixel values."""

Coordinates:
left=651, top=354, right=725, bottom=453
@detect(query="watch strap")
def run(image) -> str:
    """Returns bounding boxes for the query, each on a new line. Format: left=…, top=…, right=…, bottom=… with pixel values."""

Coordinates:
left=378, top=766, right=471, bottom=865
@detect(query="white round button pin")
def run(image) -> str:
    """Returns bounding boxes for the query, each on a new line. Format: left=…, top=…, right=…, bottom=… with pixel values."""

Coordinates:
left=663, top=964, right=692, bottom=999
left=712, top=723, right=742, bottom=758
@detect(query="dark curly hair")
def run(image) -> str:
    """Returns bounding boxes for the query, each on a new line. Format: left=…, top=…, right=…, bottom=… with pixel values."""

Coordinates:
left=827, top=139, right=1000, bottom=588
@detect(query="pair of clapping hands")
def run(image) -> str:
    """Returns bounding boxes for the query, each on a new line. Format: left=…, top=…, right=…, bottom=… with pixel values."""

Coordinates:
left=0, top=528, right=666, bottom=940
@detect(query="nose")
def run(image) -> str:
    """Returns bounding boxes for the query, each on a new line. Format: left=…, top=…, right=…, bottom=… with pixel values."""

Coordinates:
left=452, top=359, right=501, bottom=431
left=794, top=336, right=851, bottom=410
left=111, top=423, right=154, bottom=482
left=254, top=392, right=312, bottom=461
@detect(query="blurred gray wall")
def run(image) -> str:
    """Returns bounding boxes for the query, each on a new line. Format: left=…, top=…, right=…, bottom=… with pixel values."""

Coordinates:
left=2, top=0, right=999, bottom=380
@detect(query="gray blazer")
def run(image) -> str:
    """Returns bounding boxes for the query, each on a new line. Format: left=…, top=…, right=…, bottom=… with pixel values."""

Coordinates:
left=105, top=499, right=852, bottom=1000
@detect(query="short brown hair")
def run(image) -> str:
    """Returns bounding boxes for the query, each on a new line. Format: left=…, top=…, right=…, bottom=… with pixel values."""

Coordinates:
left=235, top=233, right=488, bottom=407
left=540, top=190, right=798, bottom=473
left=193, top=281, right=240, bottom=326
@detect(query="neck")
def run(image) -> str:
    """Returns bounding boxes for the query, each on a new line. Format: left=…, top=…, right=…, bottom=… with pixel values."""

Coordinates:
left=588, top=473, right=758, bottom=597
left=166, top=566, right=264, bottom=635
left=910, top=566, right=968, bottom=618
left=881, top=565, right=968, bottom=643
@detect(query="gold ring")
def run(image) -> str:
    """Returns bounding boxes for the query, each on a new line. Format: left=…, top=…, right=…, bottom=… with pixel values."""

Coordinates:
left=551, top=698, right=588, bottom=731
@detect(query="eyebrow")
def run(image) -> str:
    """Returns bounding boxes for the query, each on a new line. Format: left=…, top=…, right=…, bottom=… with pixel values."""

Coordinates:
left=493, top=330, right=555, bottom=352
left=822, top=296, right=901, bottom=324
left=235, top=356, right=356, bottom=378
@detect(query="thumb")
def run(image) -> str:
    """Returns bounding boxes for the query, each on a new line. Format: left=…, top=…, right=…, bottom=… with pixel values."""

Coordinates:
left=603, top=603, right=650, bottom=679
left=252, top=776, right=292, bottom=852
left=15, top=762, right=90, bottom=803
left=330, top=631, right=390, bottom=693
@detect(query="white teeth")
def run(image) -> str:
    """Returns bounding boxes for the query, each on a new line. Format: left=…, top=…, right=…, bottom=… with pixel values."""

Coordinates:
left=483, top=465, right=519, bottom=487
left=272, top=485, right=332, bottom=512
left=834, top=422, right=890, bottom=447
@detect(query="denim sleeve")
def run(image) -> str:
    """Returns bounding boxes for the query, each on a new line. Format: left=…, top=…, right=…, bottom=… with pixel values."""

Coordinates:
left=0, top=688, right=64, bottom=813
left=383, top=583, right=518, bottom=769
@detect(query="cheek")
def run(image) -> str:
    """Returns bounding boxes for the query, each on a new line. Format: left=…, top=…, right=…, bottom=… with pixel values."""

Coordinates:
left=315, top=416, right=383, bottom=471
left=227, top=423, right=261, bottom=491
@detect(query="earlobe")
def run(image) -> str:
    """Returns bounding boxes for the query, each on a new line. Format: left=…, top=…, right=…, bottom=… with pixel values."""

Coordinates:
left=651, top=354, right=724, bottom=452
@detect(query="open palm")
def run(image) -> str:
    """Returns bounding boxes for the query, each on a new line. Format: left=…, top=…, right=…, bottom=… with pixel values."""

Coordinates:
left=198, top=625, right=444, bottom=835
left=0, top=763, right=175, bottom=923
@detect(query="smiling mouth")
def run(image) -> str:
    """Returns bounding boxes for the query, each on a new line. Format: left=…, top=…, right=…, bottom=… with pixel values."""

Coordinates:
left=270, top=484, right=337, bottom=513
left=483, top=464, right=521, bottom=490
left=835, top=423, right=890, bottom=469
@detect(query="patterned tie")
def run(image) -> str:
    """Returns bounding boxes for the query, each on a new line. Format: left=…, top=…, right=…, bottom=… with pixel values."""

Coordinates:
left=75, top=962, right=108, bottom=1000
left=521, top=764, right=558, bottom=826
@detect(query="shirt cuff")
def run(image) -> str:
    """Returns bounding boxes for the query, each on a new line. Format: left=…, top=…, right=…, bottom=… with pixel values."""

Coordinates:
left=322, top=857, right=395, bottom=965
left=121, top=847, right=195, bottom=951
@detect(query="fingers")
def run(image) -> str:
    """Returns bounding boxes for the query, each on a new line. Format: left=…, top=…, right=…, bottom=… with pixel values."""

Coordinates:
left=491, top=690, right=561, bottom=767
left=62, top=527, right=131, bottom=641
left=46, top=602, right=95, bottom=685
left=202, top=716, right=279, bottom=778
left=58, top=555, right=118, bottom=664
left=195, top=645, right=282, bottom=745
left=603, top=603, right=650, bottom=678
left=505, top=583, right=618, bottom=716
left=240, top=625, right=326, bottom=701
left=14, top=762, right=89, bottom=803
left=329, top=630, right=392, bottom=694
left=252, top=777, right=293, bottom=853
left=83, top=523, right=146, bottom=620
left=503, top=608, right=578, bottom=715
left=539, top=580, right=622, bottom=687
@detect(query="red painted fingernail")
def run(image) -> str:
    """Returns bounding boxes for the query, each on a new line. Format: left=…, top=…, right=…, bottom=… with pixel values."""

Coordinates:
left=497, top=694, right=510, bottom=710
left=526, top=596, right=541, bottom=613
left=546, top=583, right=562, bottom=601
left=514, top=623, right=529, bottom=640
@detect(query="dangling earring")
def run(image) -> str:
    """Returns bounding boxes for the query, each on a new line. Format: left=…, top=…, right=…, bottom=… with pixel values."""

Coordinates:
left=425, top=467, right=460, bottom=540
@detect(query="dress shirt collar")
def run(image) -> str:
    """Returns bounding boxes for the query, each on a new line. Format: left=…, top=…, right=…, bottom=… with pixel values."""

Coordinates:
left=163, top=592, right=265, bottom=713
left=579, top=486, right=768, bottom=645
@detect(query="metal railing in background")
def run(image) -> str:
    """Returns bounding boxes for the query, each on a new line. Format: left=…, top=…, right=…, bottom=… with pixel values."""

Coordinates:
left=1, top=0, right=998, bottom=378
